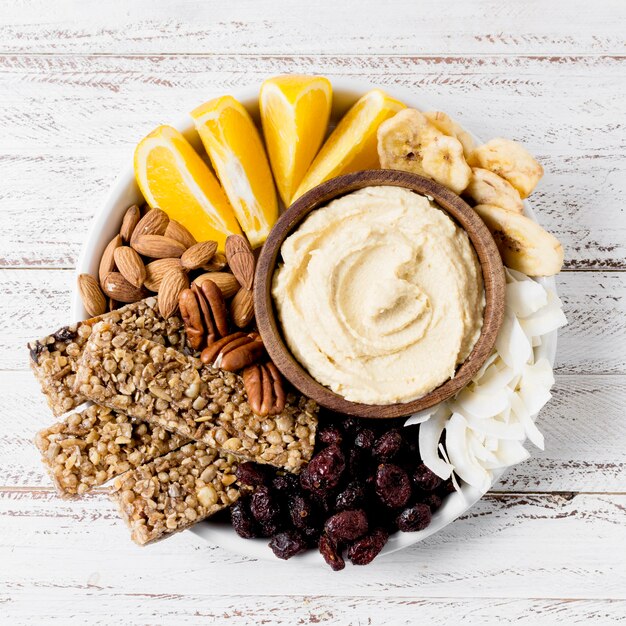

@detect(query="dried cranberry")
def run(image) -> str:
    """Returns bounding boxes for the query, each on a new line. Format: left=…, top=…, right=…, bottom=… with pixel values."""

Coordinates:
left=53, top=326, right=77, bottom=342
left=397, top=503, right=432, bottom=532
left=230, top=497, right=257, bottom=539
left=289, top=494, right=316, bottom=530
left=335, top=482, right=366, bottom=511
left=412, top=463, right=442, bottom=492
left=259, top=518, right=283, bottom=537
left=354, top=428, right=376, bottom=451
left=423, top=493, right=443, bottom=512
left=347, top=527, right=389, bottom=565
left=310, top=489, right=335, bottom=514
left=372, top=429, right=403, bottom=461
left=250, top=486, right=280, bottom=524
left=319, top=534, right=345, bottom=571
left=300, top=445, right=345, bottom=492
left=236, top=462, right=269, bottom=487
left=324, top=509, right=368, bottom=542
left=318, top=425, right=343, bottom=446
left=375, top=464, right=411, bottom=508
left=269, top=531, right=308, bottom=560
left=272, top=472, right=299, bottom=495
left=340, top=417, right=361, bottom=433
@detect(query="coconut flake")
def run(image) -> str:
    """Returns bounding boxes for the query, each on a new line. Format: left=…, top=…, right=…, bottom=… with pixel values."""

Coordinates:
left=520, top=289, right=567, bottom=338
left=445, top=414, right=491, bottom=491
left=404, top=406, right=439, bottom=427
left=418, top=404, right=453, bottom=479
left=453, top=385, right=511, bottom=419
left=495, top=310, right=533, bottom=371
left=505, top=279, right=548, bottom=318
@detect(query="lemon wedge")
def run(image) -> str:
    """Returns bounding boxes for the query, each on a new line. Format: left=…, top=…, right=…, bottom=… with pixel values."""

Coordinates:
left=292, top=89, right=405, bottom=200
left=191, top=96, right=278, bottom=248
left=260, top=75, right=332, bottom=206
left=134, top=125, right=241, bottom=249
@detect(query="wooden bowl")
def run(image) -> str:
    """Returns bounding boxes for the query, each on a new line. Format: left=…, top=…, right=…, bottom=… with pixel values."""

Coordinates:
left=254, top=169, right=506, bottom=419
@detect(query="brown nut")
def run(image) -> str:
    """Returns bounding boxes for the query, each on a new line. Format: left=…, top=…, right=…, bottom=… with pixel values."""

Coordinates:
left=102, top=271, right=148, bottom=303
left=130, top=208, right=169, bottom=244
left=113, top=245, right=146, bottom=288
left=243, top=361, right=286, bottom=417
left=197, top=280, right=229, bottom=337
left=200, top=332, right=247, bottom=364
left=165, top=220, right=196, bottom=249
left=178, top=289, right=204, bottom=350
left=225, top=235, right=255, bottom=290
left=158, top=267, right=189, bottom=319
left=230, top=288, right=254, bottom=328
left=99, top=234, right=122, bottom=287
left=78, top=273, right=107, bottom=317
left=131, top=235, right=187, bottom=259
left=119, top=204, right=141, bottom=243
left=181, top=241, right=218, bottom=270
left=201, top=252, right=227, bottom=272
left=219, top=336, right=265, bottom=371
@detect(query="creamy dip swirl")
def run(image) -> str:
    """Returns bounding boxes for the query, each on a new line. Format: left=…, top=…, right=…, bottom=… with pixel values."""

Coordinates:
left=272, top=186, right=485, bottom=405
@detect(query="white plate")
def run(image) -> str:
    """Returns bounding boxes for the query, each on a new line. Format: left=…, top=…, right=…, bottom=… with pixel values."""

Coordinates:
left=72, top=78, right=557, bottom=567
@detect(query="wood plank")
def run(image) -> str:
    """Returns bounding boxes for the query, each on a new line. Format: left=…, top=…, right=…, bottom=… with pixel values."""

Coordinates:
left=1, top=490, right=625, bottom=602
left=0, top=0, right=624, bottom=55
left=0, top=54, right=623, bottom=269
left=1, top=595, right=626, bottom=626
left=3, top=269, right=624, bottom=375
left=4, top=370, right=625, bottom=492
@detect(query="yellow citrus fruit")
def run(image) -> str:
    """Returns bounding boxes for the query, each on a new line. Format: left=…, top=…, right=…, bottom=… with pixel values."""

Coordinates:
left=260, top=75, right=332, bottom=206
left=191, top=96, right=278, bottom=248
left=293, top=89, right=405, bottom=200
left=134, top=125, right=241, bottom=250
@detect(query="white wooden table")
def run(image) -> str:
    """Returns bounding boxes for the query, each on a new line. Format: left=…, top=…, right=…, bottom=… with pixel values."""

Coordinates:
left=1, top=1, right=625, bottom=623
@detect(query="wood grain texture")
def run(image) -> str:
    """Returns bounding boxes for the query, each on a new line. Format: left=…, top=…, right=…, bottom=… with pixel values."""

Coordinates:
left=0, top=54, right=624, bottom=268
left=1, top=491, right=625, bottom=602
left=0, top=0, right=624, bottom=55
left=3, top=269, right=624, bottom=375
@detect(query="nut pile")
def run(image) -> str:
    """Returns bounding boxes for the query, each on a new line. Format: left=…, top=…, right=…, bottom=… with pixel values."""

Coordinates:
left=230, top=413, right=453, bottom=570
left=78, top=205, right=251, bottom=322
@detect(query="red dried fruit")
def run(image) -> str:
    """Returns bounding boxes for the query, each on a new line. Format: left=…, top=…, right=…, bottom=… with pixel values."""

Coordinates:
left=250, top=485, right=280, bottom=524
left=372, top=429, right=403, bottom=461
left=300, top=444, right=345, bottom=492
left=236, top=461, right=270, bottom=487
left=272, top=472, right=299, bottom=495
left=423, top=493, right=443, bottom=512
left=375, top=464, right=412, bottom=508
left=269, top=531, right=308, bottom=560
left=289, top=494, right=316, bottom=530
left=318, top=425, right=343, bottom=446
left=347, top=527, right=389, bottom=565
left=412, top=463, right=443, bottom=492
left=324, top=509, right=368, bottom=543
left=397, top=503, right=432, bottom=532
left=335, top=481, right=366, bottom=511
left=354, top=427, right=376, bottom=450
left=230, top=497, right=257, bottom=539
left=319, top=534, right=345, bottom=571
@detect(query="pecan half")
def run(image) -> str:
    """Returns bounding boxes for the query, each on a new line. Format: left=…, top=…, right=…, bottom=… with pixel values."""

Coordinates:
left=178, top=281, right=229, bottom=351
left=243, top=361, right=286, bottom=416
left=201, top=332, right=265, bottom=372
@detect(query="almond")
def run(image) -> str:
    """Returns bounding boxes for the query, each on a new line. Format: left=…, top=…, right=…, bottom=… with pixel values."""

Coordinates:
left=144, top=258, right=182, bottom=292
left=165, top=220, right=196, bottom=249
left=99, top=234, right=122, bottom=287
left=130, top=208, right=169, bottom=244
left=131, top=235, right=186, bottom=259
left=102, top=271, right=147, bottom=303
left=193, top=272, right=240, bottom=299
left=181, top=240, right=218, bottom=270
left=158, top=267, right=189, bottom=319
left=230, top=287, right=254, bottom=328
left=78, top=274, right=107, bottom=317
left=119, top=204, right=141, bottom=243
left=114, top=246, right=146, bottom=288
left=225, top=235, right=255, bottom=290
left=201, top=251, right=227, bottom=272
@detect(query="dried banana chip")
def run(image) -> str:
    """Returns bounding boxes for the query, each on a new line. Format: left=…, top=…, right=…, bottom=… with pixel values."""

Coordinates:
left=377, top=109, right=442, bottom=177
left=474, top=204, right=563, bottom=276
left=465, top=167, right=524, bottom=214
left=421, top=135, right=472, bottom=195
left=424, top=111, right=476, bottom=158
left=468, top=138, right=543, bottom=198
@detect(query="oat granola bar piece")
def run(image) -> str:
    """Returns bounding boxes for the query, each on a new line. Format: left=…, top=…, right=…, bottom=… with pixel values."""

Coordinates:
left=76, top=321, right=318, bottom=472
left=110, top=442, right=244, bottom=545
left=27, top=297, right=189, bottom=416
left=36, top=404, right=189, bottom=498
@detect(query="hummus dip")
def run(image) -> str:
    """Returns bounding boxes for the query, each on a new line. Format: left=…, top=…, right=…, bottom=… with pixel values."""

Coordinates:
left=272, top=186, right=485, bottom=405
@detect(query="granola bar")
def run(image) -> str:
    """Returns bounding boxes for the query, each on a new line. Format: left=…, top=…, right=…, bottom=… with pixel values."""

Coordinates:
left=35, top=404, right=189, bottom=498
left=75, top=321, right=318, bottom=472
left=110, top=442, right=245, bottom=545
left=27, top=297, right=189, bottom=416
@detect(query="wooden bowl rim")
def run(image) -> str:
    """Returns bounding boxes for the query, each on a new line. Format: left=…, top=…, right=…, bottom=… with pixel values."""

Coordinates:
left=254, top=169, right=506, bottom=419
